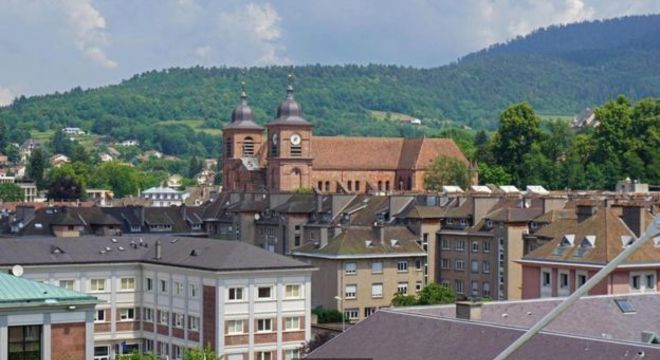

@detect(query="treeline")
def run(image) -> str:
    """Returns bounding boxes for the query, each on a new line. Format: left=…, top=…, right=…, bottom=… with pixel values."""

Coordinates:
left=473, top=96, right=659, bottom=190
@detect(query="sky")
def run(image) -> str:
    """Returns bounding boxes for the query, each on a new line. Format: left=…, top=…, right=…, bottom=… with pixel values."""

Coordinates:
left=0, top=0, right=659, bottom=105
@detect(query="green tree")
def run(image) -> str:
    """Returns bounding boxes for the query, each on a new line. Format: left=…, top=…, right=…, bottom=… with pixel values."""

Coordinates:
left=492, top=102, right=542, bottom=186
left=478, top=163, right=512, bottom=185
left=391, top=293, right=418, bottom=307
left=0, top=183, right=24, bottom=201
left=188, top=155, right=203, bottom=177
left=46, top=174, right=83, bottom=201
left=51, top=130, right=71, bottom=155
left=417, top=283, right=456, bottom=305
left=115, top=352, right=158, bottom=360
left=27, top=148, right=48, bottom=189
left=89, top=162, right=142, bottom=198
left=183, top=346, right=218, bottom=360
left=423, top=155, right=469, bottom=191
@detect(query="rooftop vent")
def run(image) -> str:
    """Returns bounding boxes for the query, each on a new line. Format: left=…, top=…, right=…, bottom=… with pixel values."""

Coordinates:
left=118, top=246, right=125, bottom=251
left=50, top=246, right=65, bottom=255
left=190, top=249, right=200, bottom=256
left=170, top=238, right=179, bottom=243
left=456, top=301, right=482, bottom=321
left=111, top=238, right=118, bottom=243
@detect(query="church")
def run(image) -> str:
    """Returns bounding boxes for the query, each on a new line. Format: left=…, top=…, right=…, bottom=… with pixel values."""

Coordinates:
left=222, top=81, right=468, bottom=193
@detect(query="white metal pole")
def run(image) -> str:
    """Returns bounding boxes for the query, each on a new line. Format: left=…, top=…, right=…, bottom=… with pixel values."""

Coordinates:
left=493, top=215, right=659, bottom=360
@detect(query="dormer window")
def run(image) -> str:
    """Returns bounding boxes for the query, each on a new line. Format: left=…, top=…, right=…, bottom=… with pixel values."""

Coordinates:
left=485, top=220, right=493, bottom=228
left=390, top=239, right=400, bottom=247
left=560, top=234, right=575, bottom=247
left=530, top=222, right=538, bottom=230
left=621, top=235, right=635, bottom=248
left=581, top=235, right=596, bottom=248
left=365, top=240, right=374, bottom=247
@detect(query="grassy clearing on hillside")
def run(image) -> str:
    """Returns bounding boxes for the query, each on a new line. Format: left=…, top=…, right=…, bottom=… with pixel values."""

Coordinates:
left=157, top=119, right=223, bottom=136
left=370, top=110, right=416, bottom=122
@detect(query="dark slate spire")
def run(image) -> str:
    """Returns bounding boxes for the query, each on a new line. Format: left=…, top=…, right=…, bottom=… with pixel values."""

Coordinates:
left=271, top=74, right=310, bottom=125
left=224, top=81, right=263, bottom=130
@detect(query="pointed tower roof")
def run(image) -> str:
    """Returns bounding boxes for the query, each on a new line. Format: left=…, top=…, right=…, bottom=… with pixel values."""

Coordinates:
left=224, top=82, right=264, bottom=130
left=269, top=75, right=311, bottom=126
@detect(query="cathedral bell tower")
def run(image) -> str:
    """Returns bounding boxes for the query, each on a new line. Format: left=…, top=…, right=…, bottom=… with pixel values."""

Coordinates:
left=266, top=76, right=313, bottom=191
left=222, top=82, right=265, bottom=191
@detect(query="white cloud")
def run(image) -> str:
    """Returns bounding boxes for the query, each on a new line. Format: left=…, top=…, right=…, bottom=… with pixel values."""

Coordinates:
left=59, top=0, right=117, bottom=68
left=215, top=3, right=289, bottom=65
left=195, top=45, right=212, bottom=59
left=0, top=87, right=14, bottom=107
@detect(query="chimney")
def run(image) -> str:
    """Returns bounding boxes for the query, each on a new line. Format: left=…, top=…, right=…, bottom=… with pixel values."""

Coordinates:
left=154, top=240, right=162, bottom=260
left=576, top=204, right=598, bottom=223
left=542, top=197, right=566, bottom=214
left=622, top=205, right=647, bottom=238
left=373, top=223, right=385, bottom=244
left=456, top=301, right=482, bottom=321
left=472, top=195, right=500, bottom=224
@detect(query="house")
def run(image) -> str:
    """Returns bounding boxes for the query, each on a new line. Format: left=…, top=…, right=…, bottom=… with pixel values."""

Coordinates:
left=141, top=186, right=186, bottom=207
left=0, top=154, right=8, bottom=165
left=308, top=294, right=660, bottom=359
left=119, top=139, right=140, bottom=146
left=0, top=271, right=99, bottom=359
left=195, top=169, right=216, bottom=185
left=167, top=174, right=183, bottom=188
left=62, top=127, right=85, bottom=135
left=86, top=189, right=114, bottom=207
left=50, top=154, right=70, bottom=167
left=571, top=107, right=597, bottom=128
left=0, top=173, right=14, bottom=183
left=519, top=204, right=659, bottom=299
left=0, top=235, right=314, bottom=359
left=99, top=153, right=113, bottom=162
left=17, top=182, right=37, bottom=202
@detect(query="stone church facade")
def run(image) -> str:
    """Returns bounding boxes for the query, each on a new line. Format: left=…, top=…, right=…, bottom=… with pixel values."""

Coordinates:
left=222, top=83, right=468, bottom=193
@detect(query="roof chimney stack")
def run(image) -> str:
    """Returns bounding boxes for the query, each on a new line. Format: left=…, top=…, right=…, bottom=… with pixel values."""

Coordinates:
left=456, top=301, right=483, bottom=321
left=576, top=204, right=598, bottom=223
left=154, top=240, right=162, bottom=260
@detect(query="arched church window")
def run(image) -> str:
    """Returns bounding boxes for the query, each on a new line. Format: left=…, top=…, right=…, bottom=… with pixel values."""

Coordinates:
left=226, top=137, right=233, bottom=158
left=242, top=137, right=254, bottom=156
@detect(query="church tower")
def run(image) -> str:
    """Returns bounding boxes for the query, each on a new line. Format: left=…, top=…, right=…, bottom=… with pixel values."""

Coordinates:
left=266, top=77, right=313, bottom=191
left=222, top=83, right=265, bottom=191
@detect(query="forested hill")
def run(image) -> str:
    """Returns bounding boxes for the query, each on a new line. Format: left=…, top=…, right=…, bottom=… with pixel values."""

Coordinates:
left=1, top=15, right=659, bottom=157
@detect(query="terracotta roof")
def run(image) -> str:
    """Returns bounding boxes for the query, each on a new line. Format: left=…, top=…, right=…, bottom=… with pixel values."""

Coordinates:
left=523, top=208, right=660, bottom=265
left=311, top=137, right=466, bottom=170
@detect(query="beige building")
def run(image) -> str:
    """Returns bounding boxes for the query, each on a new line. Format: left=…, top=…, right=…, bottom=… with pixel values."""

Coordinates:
left=292, top=225, right=426, bottom=322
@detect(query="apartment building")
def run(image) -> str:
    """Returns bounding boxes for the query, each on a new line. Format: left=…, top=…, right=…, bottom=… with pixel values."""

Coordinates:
left=520, top=205, right=660, bottom=299
left=292, top=224, right=425, bottom=322
left=0, top=235, right=314, bottom=360
left=0, top=272, right=98, bottom=360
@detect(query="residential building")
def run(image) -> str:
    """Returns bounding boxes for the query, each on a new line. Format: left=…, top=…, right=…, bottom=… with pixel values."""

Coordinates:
left=0, top=235, right=314, bottom=359
left=0, top=271, right=98, bottom=360
left=141, top=186, right=186, bottom=207
left=520, top=205, right=659, bottom=299
left=17, top=182, right=37, bottom=202
left=50, top=154, right=70, bottom=167
left=62, top=127, right=85, bottom=135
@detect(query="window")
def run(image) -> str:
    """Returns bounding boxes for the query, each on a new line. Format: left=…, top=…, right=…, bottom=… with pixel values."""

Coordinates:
left=190, top=284, right=199, bottom=298
left=347, top=181, right=352, bottom=191
left=415, top=259, right=423, bottom=271
left=228, top=287, right=245, bottom=301
left=454, top=279, right=464, bottom=294
left=291, top=143, right=302, bottom=156
left=541, top=268, right=552, bottom=297
left=257, top=318, right=272, bottom=332
left=284, top=317, right=300, bottom=330
left=173, top=281, right=183, bottom=296
left=159, top=342, right=169, bottom=356
left=172, top=345, right=182, bottom=360
left=345, top=262, right=357, bottom=274
left=242, top=137, right=254, bottom=156
left=344, top=309, right=359, bottom=320
left=226, top=138, right=233, bottom=158
left=385, top=181, right=390, bottom=191
left=441, top=258, right=450, bottom=269
left=173, top=313, right=184, bottom=328
left=471, top=281, right=479, bottom=296
left=119, top=308, right=135, bottom=321
left=345, top=284, right=357, bottom=299
left=371, top=283, right=383, bottom=298
left=257, top=351, right=273, bottom=360
left=455, top=259, right=465, bottom=271
left=441, top=238, right=450, bottom=250
left=576, top=271, right=588, bottom=288
left=542, top=270, right=551, bottom=287
left=471, top=260, right=479, bottom=273
left=483, top=240, right=491, bottom=253
left=285, top=349, right=301, bottom=360
left=188, top=315, right=200, bottom=331
left=145, top=277, right=153, bottom=292
left=471, top=241, right=479, bottom=252
left=415, top=281, right=422, bottom=293
left=397, top=282, right=408, bottom=294
left=422, top=233, right=429, bottom=252
left=364, top=307, right=377, bottom=318
left=59, top=279, right=74, bottom=290
left=8, top=325, right=42, bottom=360
left=144, top=308, right=153, bottom=321
left=94, top=345, right=109, bottom=360
left=120, top=277, right=135, bottom=291
left=285, top=284, right=301, bottom=298
left=614, top=298, right=636, bottom=314
left=397, top=261, right=408, bottom=272
left=630, top=271, right=656, bottom=293
left=90, top=279, right=106, bottom=292
left=483, top=282, right=491, bottom=298
left=455, top=239, right=465, bottom=252
left=258, top=286, right=273, bottom=299
left=94, top=309, right=105, bottom=322
left=371, top=261, right=383, bottom=274
left=159, top=311, right=169, bottom=325
left=160, top=279, right=168, bottom=293
left=646, top=273, right=656, bottom=290
left=482, top=261, right=490, bottom=274
left=227, top=320, right=245, bottom=335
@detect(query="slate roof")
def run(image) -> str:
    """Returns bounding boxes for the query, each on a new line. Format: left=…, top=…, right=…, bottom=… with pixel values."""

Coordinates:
left=487, top=206, right=544, bottom=223
left=0, top=272, right=97, bottom=308
left=522, top=208, right=660, bottom=265
left=292, top=225, right=425, bottom=258
left=308, top=310, right=660, bottom=360
left=311, top=137, right=467, bottom=171
left=402, top=205, right=447, bottom=219
left=400, top=293, right=660, bottom=344
left=0, top=235, right=313, bottom=272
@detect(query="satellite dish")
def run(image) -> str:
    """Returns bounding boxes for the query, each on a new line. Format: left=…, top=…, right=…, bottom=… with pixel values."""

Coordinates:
left=11, top=265, right=24, bottom=277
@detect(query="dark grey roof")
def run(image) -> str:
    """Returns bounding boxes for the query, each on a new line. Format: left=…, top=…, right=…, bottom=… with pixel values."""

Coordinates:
left=268, top=85, right=311, bottom=126
left=223, top=89, right=264, bottom=131
left=0, top=235, right=313, bottom=272
left=308, top=310, right=660, bottom=360
left=399, top=293, right=660, bottom=344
